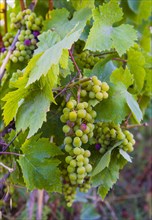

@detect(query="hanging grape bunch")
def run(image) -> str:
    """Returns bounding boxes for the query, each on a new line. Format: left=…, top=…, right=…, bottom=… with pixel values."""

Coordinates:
left=1, top=9, right=43, bottom=64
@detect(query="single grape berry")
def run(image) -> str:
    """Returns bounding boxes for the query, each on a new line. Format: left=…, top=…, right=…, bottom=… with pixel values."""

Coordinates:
left=95, top=143, right=101, bottom=150
left=24, top=39, right=31, bottom=46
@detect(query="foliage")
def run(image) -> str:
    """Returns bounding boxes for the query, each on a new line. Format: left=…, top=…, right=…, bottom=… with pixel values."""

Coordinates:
left=0, top=0, right=151, bottom=213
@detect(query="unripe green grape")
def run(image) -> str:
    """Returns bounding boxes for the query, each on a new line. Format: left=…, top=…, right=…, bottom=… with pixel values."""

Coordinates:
left=21, top=50, right=26, bottom=56
left=77, top=161, right=83, bottom=167
left=64, top=136, right=72, bottom=144
left=95, top=92, right=103, bottom=100
left=84, top=150, right=91, bottom=158
left=89, top=91, right=95, bottom=99
left=83, top=158, right=89, bottom=165
left=69, top=173, right=77, bottom=181
left=85, top=113, right=92, bottom=122
left=73, top=147, right=81, bottom=155
left=117, top=132, right=125, bottom=140
left=77, top=179, right=84, bottom=184
left=19, top=56, right=24, bottom=62
left=103, top=127, right=110, bottom=134
left=65, top=144, right=72, bottom=152
left=75, top=129, right=83, bottom=137
left=85, top=164, right=92, bottom=173
left=83, top=102, right=88, bottom=108
left=101, top=82, right=109, bottom=91
left=60, top=115, right=66, bottom=123
left=65, top=156, right=73, bottom=164
left=66, top=101, right=74, bottom=109
left=92, top=85, right=101, bottom=93
left=77, top=167, right=85, bottom=174
left=67, top=165, right=75, bottom=173
left=90, top=110, right=97, bottom=118
left=77, top=174, right=85, bottom=179
left=11, top=56, right=18, bottom=63
left=73, top=137, right=82, bottom=147
left=123, top=138, right=128, bottom=145
left=130, top=139, right=135, bottom=145
left=70, top=160, right=77, bottom=167
left=69, top=111, right=77, bottom=122
left=77, top=109, right=86, bottom=118
left=76, top=155, right=84, bottom=162
left=103, top=92, right=108, bottom=99
left=80, top=90, right=87, bottom=97
left=81, top=134, right=88, bottom=144
left=63, top=107, right=70, bottom=113
left=19, top=44, right=25, bottom=50
left=77, top=103, right=85, bottom=109
left=62, top=125, right=71, bottom=133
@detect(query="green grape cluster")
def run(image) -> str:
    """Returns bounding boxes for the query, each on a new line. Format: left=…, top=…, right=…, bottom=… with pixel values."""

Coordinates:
left=9, top=69, right=23, bottom=88
left=1, top=9, right=43, bottom=64
left=76, top=50, right=100, bottom=69
left=10, top=9, right=43, bottom=30
left=60, top=98, right=95, bottom=185
left=80, top=76, right=109, bottom=103
left=74, top=40, right=85, bottom=54
left=93, top=122, right=136, bottom=153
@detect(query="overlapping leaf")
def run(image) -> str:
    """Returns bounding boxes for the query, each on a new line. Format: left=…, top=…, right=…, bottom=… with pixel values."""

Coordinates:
left=18, top=136, right=63, bottom=192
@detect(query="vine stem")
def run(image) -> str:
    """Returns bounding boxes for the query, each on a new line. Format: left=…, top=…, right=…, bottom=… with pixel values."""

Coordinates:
left=0, top=162, right=14, bottom=173
left=48, top=0, right=53, bottom=10
left=0, top=30, right=21, bottom=80
left=20, top=0, right=26, bottom=10
left=2, top=130, right=21, bottom=152
left=112, top=57, right=127, bottom=63
left=0, top=151, right=23, bottom=156
left=36, top=190, right=44, bottom=220
left=121, top=122, right=149, bottom=129
left=69, top=49, right=82, bottom=102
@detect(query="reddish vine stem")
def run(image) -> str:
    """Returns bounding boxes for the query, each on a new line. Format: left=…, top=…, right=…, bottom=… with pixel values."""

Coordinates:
left=48, top=0, right=53, bottom=10
left=69, top=49, right=82, bottom=102
left=112, top=57, right=127, bottom=63
left=0, top=151, right=23, bottom=156
left=4, top=0, right=7, bottom=33
left=20, top=0, right=26, bottom=11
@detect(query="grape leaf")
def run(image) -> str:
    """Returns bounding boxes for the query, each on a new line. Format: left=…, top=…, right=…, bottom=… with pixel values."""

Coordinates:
left=18, top=136, right=62, bottom=192
left=2, top=88, right=28, bottom=126
left=60, top=49, right=69, bottom=69
left=85, top=0, right=137, bottom=56
left=127, top=47, right=146, bottom=92
left=26, top=27, right=85, bottom=86
left=110, top=66, right=133, bottom=88
left=144, top=69, right=152, bottom=96
left=119, top=149, right=132, bottom=163
left=43, top=8, right=92, bottom=39
left=95, top=83, right=129, bottom=124
left=127, top=0, right=140, bottom=14
left=16, top=91, right=50, bottom=138
left=92, top=141, right=123, bottom=177
left=35, top=30, right=61, bottom=54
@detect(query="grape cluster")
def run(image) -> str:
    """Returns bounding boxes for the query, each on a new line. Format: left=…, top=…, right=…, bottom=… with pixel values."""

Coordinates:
left=74, top=40, right=85, bottom=54
left=60, top=98, right=95, bottom=185
left=9, top=69, right=23, bottom=88
left=93, top=122, right=136, bottom=153
left=79, top=178, right=91, bottom=193
left=80, top=76, right=109, bottom=103
left=1, top=9, right=43, bottom=64
left=76, top=50, right=100, bottom=69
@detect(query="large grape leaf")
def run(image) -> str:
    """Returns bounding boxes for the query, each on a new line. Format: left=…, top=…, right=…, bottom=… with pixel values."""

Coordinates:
left=18, top=136, right=62, bottom=192
left=110, top=66, right=133, bottom=88
left=16, top=91, right=50, bottom=138
left=95, top=83, right=130, bottom=123
left=85, top=0, right=137, bottom=56
left=43, top=8, right=92, bottom=39
left=127, top=47, right=146, bottom=92
left=26, top=26, right=87, bottom=86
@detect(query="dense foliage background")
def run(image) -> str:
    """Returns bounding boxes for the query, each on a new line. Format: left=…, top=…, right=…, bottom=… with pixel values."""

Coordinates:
left=0, top=0, right=151, bottom=219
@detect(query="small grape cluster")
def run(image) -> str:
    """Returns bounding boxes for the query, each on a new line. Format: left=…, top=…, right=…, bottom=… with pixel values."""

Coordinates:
left=93, top=122, right=136, bottom=153
left=9, top=69, right=23, bottom=88
left=76, top=50, right=100, bottom=69
left=80, top=76, right=109, bottom=103
left=10, top=9, right=43, bottom=31
left=79, top=178, right=91, bottom=193
left=1, top=9, right=43, bottom=64
left=74, top=40, right=85, bottom=54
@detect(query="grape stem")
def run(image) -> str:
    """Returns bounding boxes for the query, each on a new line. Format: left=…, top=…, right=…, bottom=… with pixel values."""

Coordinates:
left=0, top=162, right=14, bottom=173
left=121, top=122, right=149, bottom=129
left=69, top=49, right=82, bottom=102
left=48, top=0, right=54, bottom=10
left=2, top=130, right=21, bottom=152
left=112, top=58, right=127, bottom=63
left=0, top=151, right=23, bottom=156
left=20, top=0, right=26, bottom=10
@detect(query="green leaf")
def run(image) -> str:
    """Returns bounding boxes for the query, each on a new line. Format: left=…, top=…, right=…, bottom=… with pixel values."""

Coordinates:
left=35, top=30, right=61, bottom=54
left=95, top=83, right=129, bottom=124
left=127, top=0, right=140, bottom=14
left=144, top=69, right=152, bottom=96
left=59, top=49, right=69, bottom=69
left=119, top=149, right=132, bottom=163
left=18, top=136, right=62, bottom=192
left=125, top=91, right=143, bottom=123
left=92, top=141, right=123, bottom=177
left=85, top=0, right=137, bottom=56
left=71, top=0, right=95, bottom=10
left=127, top=47, right=146, bottom=92
left=16, top=91, right=50, bottom=138
left=110, top=66, right=133, bottom=88
left=2, top=88, right=28, bottom=126
left=43, top=8, right=92, bottom=39
left=26, top=26, right=86, bottom=86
